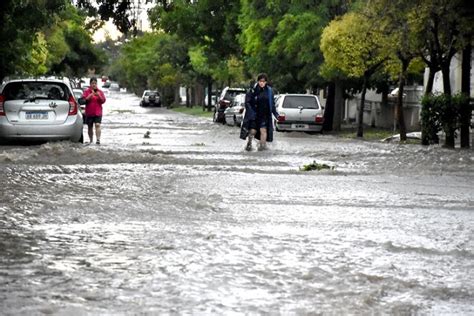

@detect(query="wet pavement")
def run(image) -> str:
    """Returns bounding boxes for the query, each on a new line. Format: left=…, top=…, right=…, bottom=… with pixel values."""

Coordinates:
left=1, top=91, right=473, bottom=314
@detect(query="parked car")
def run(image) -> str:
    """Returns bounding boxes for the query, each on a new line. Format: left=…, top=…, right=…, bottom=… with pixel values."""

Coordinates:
left=214, top=87, right=246, bottom=123
left=140, top=90, right=161, bottom=107
left=204, top=94, right=218, bottom=107
left=275, top=94, right=324, bottom=133
left=0, top=77, right=84, bottom=143
left=73, top=88, right=86, bottom=123
left=109, top=82, right=120, bottom=91
left=224, top=93, right=246, bottom=126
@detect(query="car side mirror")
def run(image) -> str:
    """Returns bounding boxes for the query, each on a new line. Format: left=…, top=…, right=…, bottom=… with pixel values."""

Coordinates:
left=78, top=97, right=86, bottom=105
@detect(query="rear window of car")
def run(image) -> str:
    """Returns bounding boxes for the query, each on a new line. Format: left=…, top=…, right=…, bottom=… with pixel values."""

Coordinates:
left=3, top=82, right=69, bottom=101
left=224, top=89, right=245, bottom=101
left=235, top=94, right=246, bottom=102
left=282, top=96, right=319, bottom=109
left=145, top=91, right=159, bottom=96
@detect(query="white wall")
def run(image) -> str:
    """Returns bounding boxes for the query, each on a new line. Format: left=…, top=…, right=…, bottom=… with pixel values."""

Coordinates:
left=425, top=48, right=474, bottom=97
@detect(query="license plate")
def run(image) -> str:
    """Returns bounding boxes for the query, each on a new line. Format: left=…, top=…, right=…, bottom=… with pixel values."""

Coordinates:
left=26, top=111, right=48, bottom=120
left=291, top=124, right=309, bottom=129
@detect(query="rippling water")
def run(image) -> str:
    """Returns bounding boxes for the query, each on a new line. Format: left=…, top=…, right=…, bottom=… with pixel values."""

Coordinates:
left=0, top=92, right=473, bottom=314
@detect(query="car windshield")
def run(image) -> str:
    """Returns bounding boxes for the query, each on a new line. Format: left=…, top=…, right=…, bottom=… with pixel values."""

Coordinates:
left=282, top=96, right=319, bottom=109
left=3, top=82, right=68, bottom=101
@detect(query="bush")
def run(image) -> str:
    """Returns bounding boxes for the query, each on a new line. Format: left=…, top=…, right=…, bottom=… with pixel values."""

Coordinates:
left=420, top=93, right=468, bottom=147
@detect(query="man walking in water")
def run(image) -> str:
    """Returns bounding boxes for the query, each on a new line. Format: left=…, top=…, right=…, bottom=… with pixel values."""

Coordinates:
left=83, top=77, right=106, bottom=144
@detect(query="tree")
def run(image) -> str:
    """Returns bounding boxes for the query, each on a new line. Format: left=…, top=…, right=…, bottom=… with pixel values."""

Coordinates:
left=321, top=12, right=390, bottom=137
left=150, top=0, right=243, bottom=108
left=0, top=0, right=67, bottom=81
left=459, top=0, right=473, bottom=148
left=415, top=0, right=471, bottom=96
left=75, top=0, right=134, bottom=35
left=239, top=0, right=352, bottom=94
left=45, top=4, right=106, bottom=77
left=413, top=0, right=472, bottom=147
left=111, top=32, right=189, bottom=106
left=367, top=0, right=425, bottom=141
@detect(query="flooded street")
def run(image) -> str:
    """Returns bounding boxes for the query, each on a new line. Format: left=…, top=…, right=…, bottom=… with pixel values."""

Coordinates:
left=1, top=91, right=473, bottom=314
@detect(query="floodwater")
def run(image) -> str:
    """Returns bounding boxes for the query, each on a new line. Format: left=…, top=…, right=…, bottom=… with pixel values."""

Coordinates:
left=1, top=91, right=473, bottom=315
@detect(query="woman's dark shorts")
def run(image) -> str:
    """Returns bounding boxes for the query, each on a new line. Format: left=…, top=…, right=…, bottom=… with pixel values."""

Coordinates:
left=249, top=119, right=268, bottom=130
left=86, top=116, right=102, bottom=127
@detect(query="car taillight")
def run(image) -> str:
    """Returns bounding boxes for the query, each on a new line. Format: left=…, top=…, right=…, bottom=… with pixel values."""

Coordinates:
left=277, top=114, right=285, bottom=122
left=315, top=114, right=324, bottom=123
left=0, top=94, right=5, bottom=116
left=219, top=100, right=230, bottom=108
left=68, top=95, right=78, bottom=115
left=239, top=107, right=244, bottom=113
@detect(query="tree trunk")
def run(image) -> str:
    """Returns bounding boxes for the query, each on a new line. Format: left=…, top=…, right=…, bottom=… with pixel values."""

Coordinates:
left=207, top=79, right=213, bottom=112
left=425, top=67, right=436, bottom=96
left=357, top=76, right=368, bottom=138
left=323, top=82, right=335, bottom=131
left=174, top=85, right=180, bottom=105
left=397, top=60, right=409, bottom=141
left=191, top=86, right=196, bottom=108
left=197, top=83, right=204, bottom=107
left=186, top=87, right=190, bottom=108
left=333, top=80, right=344, bottom=131
left=440, top=64, right=455, bottom=147
left=441, top=64, right=451, bottom=96
left=422, top=67, right=439, bottom=145
left=460, top=43, right=471, bottom=148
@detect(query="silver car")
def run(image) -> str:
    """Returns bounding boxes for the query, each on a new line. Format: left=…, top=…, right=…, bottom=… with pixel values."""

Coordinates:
left=224, top=93, right=246, bottom=126
left=275, top=94, right=324, bottom=133
left=73, top=88, right=86, bottom=113
left=0, top=77, right=83, bottom=143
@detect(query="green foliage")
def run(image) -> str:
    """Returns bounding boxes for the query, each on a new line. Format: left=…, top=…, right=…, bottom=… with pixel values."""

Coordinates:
left=0, top=0, right=68, bottom=80
left=421, top=93, right=469, bottom=144
left=171, top=106, right=214, bottom=119
left=321, top=12, right=390, bottom=79
left=0, top=1, right=104, bottom=80
left=239, top=0, right=349, bottom=91
left=111, top=32, right=189, bottom=105
left=76, top=0, right=133, bottom=34
left=149, top=0, right=243, bottom=88
left=46, top=5, right=106, bottom=77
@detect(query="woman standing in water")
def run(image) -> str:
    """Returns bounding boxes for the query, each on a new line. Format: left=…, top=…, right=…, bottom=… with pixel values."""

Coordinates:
left=240, top=73, right=279, bottom=151
left=83, top=77, right=106, bottom=144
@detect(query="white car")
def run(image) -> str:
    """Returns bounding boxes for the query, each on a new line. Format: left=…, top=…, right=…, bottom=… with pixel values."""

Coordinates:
left=0, top=77, right=83, bottom=143
left=214, top=87, right=246, bottom=123
left=140, top=90, right=161, bottom=107
left=275, top=94, right=324, bottom=133
left=224, top=93, right=245, bottom=126
left=73, top=88, right=86, bottom=120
